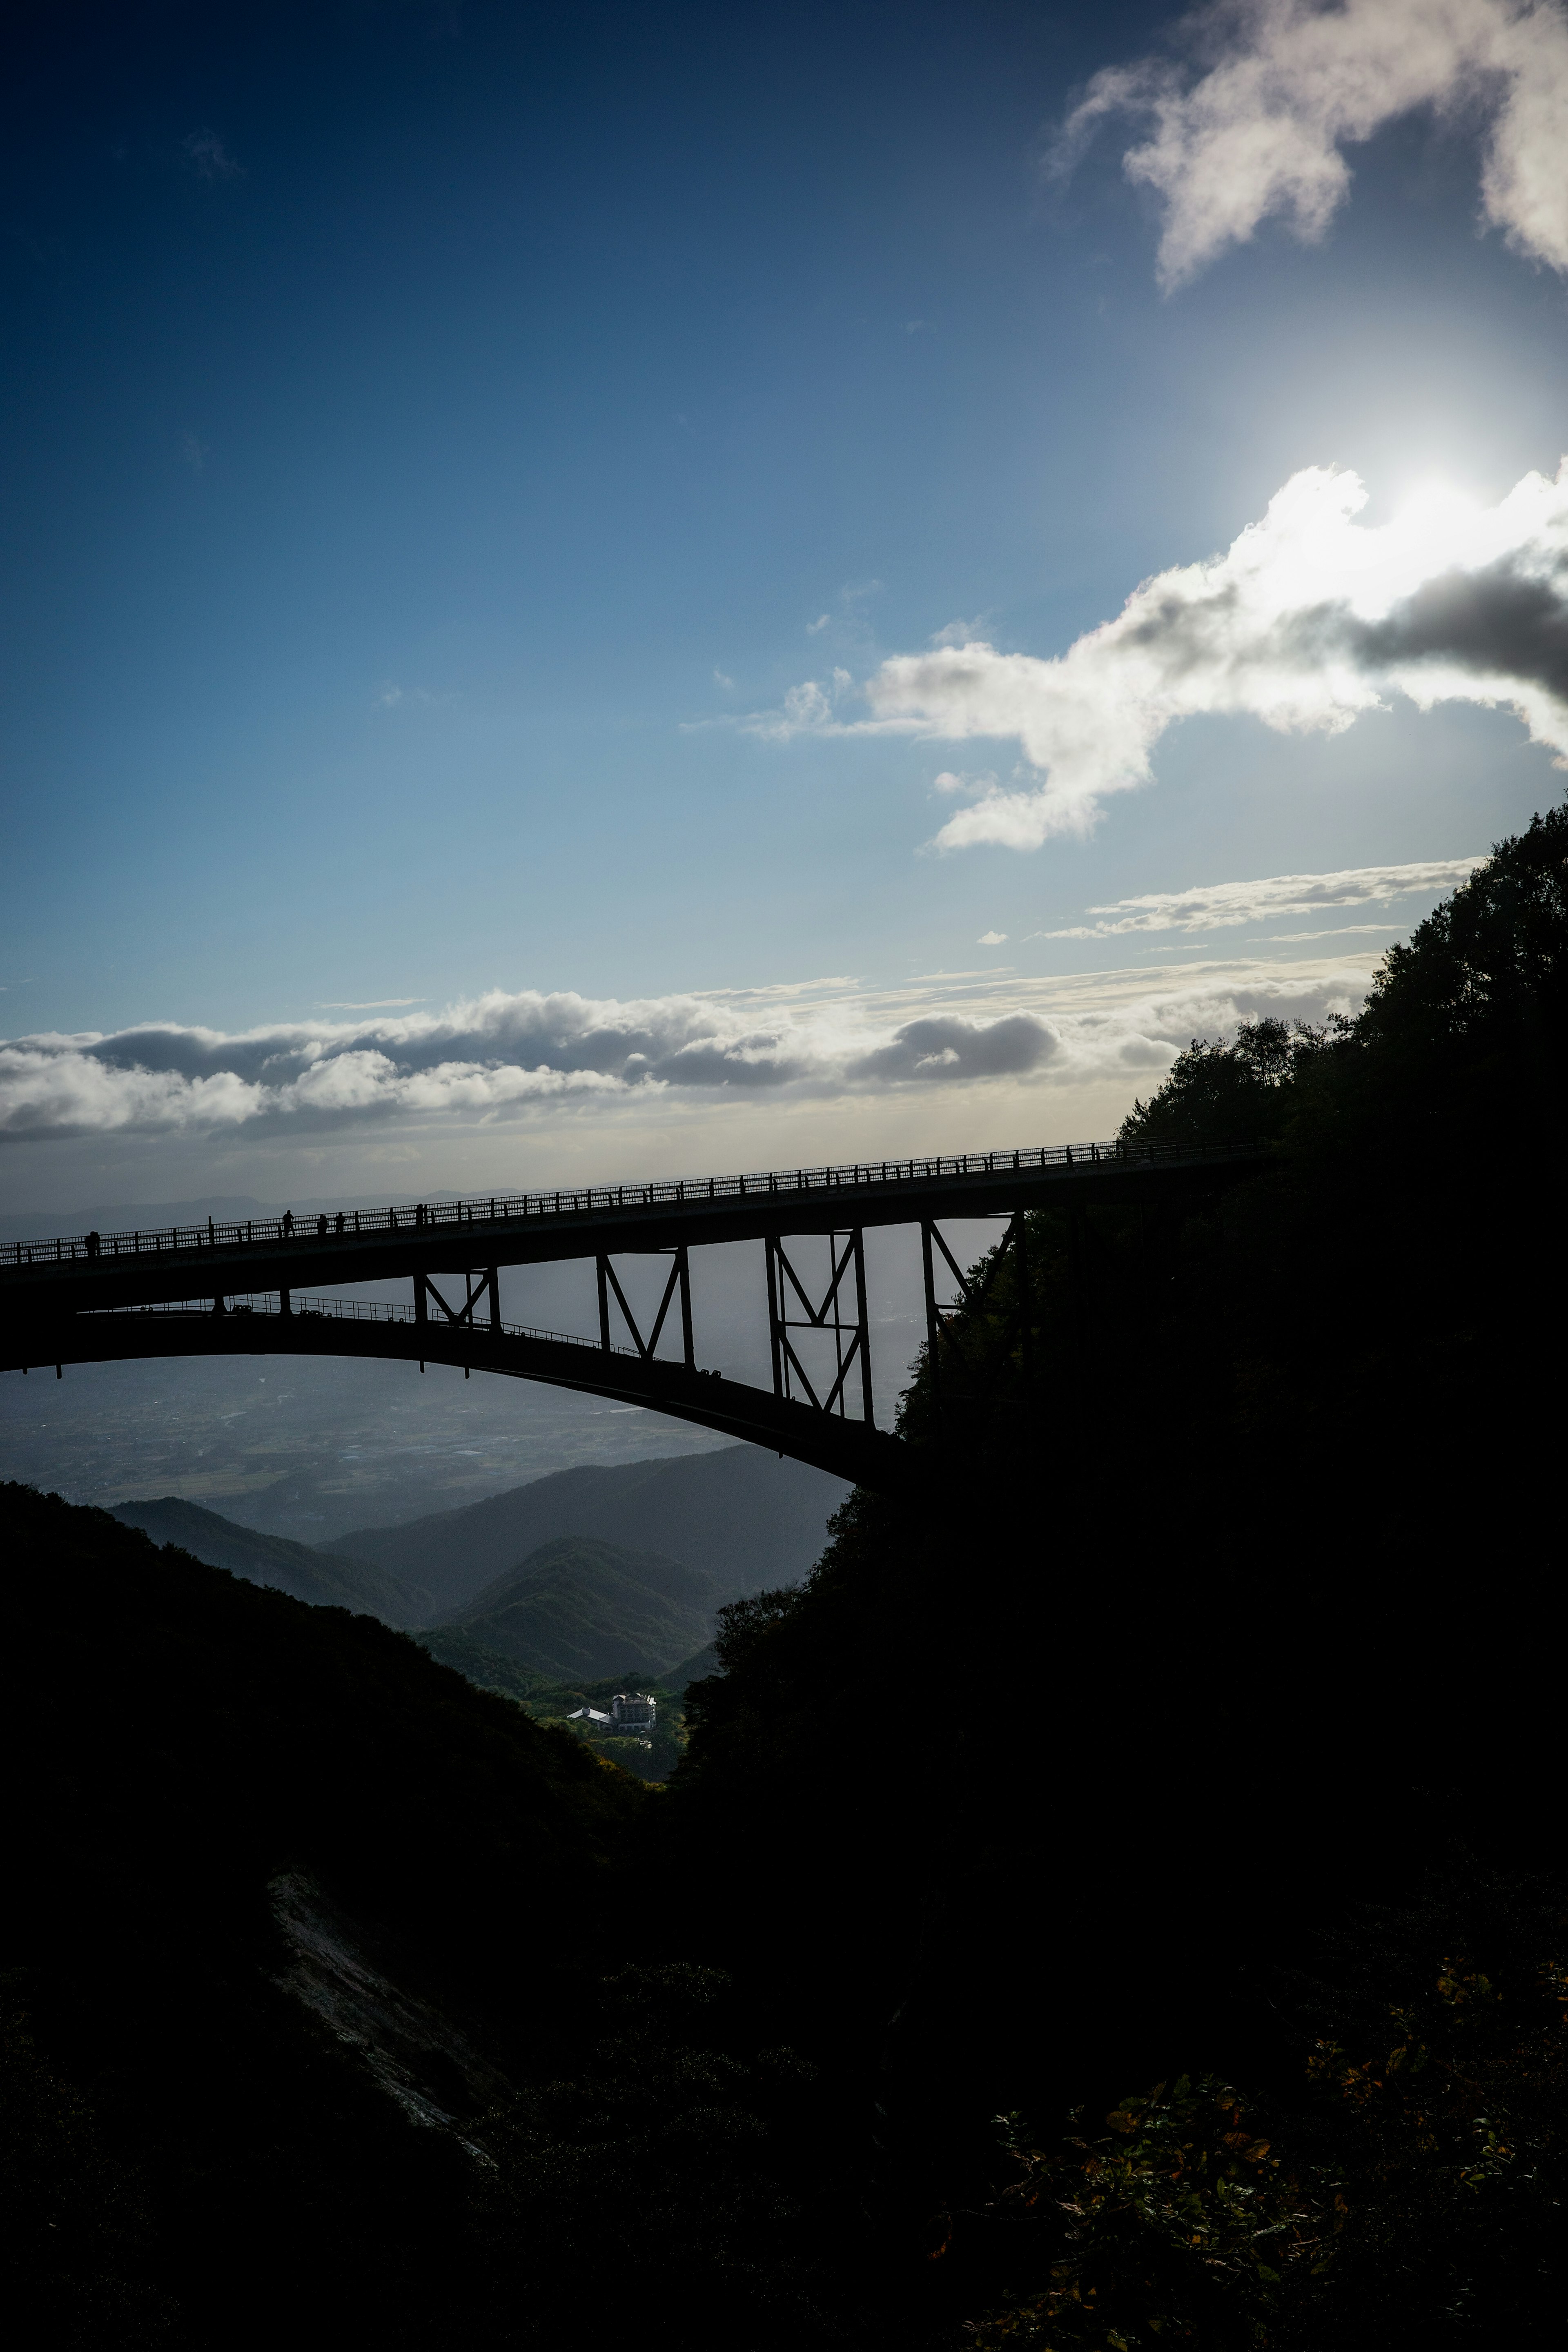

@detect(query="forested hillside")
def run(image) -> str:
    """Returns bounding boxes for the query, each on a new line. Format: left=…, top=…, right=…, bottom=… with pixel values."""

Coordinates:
left=437, top=1533, right=718, bottom=1680
left=662, top=805, right=1568, bottom=2345
left=0, top=1484, right=855, bottom=2347
left=111, top=1494, right=432, bottom=1623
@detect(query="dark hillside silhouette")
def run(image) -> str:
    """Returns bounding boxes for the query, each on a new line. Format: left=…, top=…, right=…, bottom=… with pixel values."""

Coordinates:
left=662, top=805, right=1568, bottom=2341
left=111, top=1494, right=431, bottom=1623
left=0, top=1482, right=858, bottom=2348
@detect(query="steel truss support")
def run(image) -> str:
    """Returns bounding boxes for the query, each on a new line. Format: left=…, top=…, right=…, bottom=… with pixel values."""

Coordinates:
left=920, top=1211, right=1033, bottom=1405
left=596, top=1246, right=695, bottom=1371
left=415, top=1265, right=501, bottom=1331
left=414, top=1265, right=501, bottom=1376
left=764, top=1228, right=874, bottom=1425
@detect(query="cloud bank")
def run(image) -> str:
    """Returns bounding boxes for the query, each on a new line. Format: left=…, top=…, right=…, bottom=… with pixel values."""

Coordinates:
left=1039, top=855, right=1483, bottom=937
left=1060, top=0, right=1568, bottom=289
left=0, top=956, right=1379, bottom=1146
left=758, top=461, right=1568, bottom=846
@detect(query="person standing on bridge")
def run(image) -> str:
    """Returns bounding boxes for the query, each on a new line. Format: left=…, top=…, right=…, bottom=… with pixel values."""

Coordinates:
left=282, top=1210, right=294, bottom=1236
left=85, top=1230, right=99, bottom=1259
left=334, top=1212, right=345, bottom=1235
left=317, top=1214, right=327, bottom=1237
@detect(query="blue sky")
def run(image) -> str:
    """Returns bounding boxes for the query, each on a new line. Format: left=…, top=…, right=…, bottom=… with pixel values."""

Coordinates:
left=5, top=0, right=1568, bottom=1211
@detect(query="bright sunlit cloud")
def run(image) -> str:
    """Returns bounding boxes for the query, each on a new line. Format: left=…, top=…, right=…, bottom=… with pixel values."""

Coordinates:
left=748, top=460, right=1568, bottom=847
left=0, top=958, right=1379, bottom=1147
left=1058, top=0, right=1568, bottom=290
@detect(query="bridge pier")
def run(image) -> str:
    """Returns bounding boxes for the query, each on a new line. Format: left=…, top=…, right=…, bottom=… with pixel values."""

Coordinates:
left=765, top=1227, right=874, bottom=1425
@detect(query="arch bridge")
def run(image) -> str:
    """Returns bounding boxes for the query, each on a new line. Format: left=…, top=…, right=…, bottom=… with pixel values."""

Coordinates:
left=0, top=1139, right=1264, bottom=1491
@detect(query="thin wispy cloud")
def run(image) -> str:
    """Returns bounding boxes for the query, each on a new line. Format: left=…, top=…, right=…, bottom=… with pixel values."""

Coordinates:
left=1262, top=923, right=1403, bottom=940
left=1059, top=0, right=1568, bottom=291
left=0, top=958, right=1378, bottom=1143
left=182, top=129, right=244, bottom=183
left=1036, top=857, right=1483, bottom=938
left=749, top=461, right=1568, bottom=846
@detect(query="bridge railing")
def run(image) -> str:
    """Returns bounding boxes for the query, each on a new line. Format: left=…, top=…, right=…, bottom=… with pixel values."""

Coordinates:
left=1, top=1136, right=1264, bottom=1270
left=85, top=1292, right=641, bottom=1357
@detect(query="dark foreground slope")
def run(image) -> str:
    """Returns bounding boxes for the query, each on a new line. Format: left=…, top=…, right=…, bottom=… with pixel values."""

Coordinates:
left=0, top=1484, right=858, bottom=2350
left=661, top=807, right=1568, bottom=2347
left=327, top=1444, right=847, bottom=1614
left=111, top=1493, right=432, bottom=1624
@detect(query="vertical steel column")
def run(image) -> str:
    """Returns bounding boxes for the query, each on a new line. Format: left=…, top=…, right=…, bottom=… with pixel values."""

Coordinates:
left=764, top=1235, right=784, bottom=1398
left=852, top=1227, right=874, bottom=1427
left=487, top=1266, right=500, bottom=1330
left=678, top=1245, right=695, bottom=1370
left=597, top=1255, right=611, bottom=1352
left=920, top=1220, right=941, bottom=1396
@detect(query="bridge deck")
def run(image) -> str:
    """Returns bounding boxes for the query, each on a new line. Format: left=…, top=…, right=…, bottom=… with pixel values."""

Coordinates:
left=0, top=1137, right=1265, bottom=1319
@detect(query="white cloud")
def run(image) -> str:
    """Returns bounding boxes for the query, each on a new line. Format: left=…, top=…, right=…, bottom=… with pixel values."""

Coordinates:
left=1060, top=0, right=1568, bottom=290
left=0, top=956, right=1381, bottom=1146
left=757, top=461, right=1568, bottom=846
left=806, top=614, right=831, bottom=635
left=1038, top=855, right=1483, bottom=937
left=1262, top=922, right=1403, bottom=938
left=977, top=930, right=1009, bottom=945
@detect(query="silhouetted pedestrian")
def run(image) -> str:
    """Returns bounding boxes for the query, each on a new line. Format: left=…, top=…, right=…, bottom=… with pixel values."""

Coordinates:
left=283, top=1210, right=294, bottom=1236
left=86, top=1230, right=99, bottom=1259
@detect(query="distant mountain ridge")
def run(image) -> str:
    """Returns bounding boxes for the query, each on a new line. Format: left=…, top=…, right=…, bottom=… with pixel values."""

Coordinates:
left=323, top=1445, right=846, bottom=1616
left=111, top=1497, right=431, bottom=1626
left=439, top=1534, right=717, bottom=1681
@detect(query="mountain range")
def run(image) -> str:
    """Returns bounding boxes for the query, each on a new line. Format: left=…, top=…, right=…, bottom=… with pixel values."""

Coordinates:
left=438, top=1533, right=717, bottom=1680
left=110, top=1445, right=842, bottom=1699
left=321, top=1444, right=846, bottom=1617
left=111, top=1496, right=431, bottom=1624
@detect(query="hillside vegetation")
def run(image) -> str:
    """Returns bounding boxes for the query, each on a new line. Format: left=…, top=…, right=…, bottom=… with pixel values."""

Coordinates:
left=0, top=1483, right=853, bottom=2348
left=663, top=802, right=1568, bottom=2345
left=111, top=1493, right=432, bottom=1623
left=438, top=1532, right=718, bottom=1680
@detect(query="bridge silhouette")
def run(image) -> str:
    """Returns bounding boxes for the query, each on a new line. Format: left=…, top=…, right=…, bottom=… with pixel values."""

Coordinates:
left=0, top=1139, right=1264, bottom=1490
